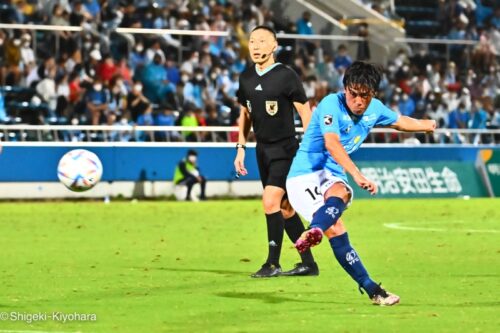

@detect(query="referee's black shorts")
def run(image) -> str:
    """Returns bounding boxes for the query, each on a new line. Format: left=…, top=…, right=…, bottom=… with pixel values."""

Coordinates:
left=255, top=137, right=299, bottom=190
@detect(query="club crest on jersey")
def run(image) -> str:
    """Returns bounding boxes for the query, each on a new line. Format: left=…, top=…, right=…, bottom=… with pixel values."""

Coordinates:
left=265, top=101, right=278, bottom=116
left=324, top=115, right=333, bottom=125
left=246, top=100, right=252, bottom=113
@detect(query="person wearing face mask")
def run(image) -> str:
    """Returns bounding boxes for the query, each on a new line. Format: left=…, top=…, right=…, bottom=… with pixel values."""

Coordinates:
left=19, top=34, right=35, bottom=75
left=4, top=36, right=22, bottom=85
left=180, top=51, right=199, bottom=75
left=173, top=149, right=207, bottom=201
left=130, top=41, right=146, bottom=73
left=143, top=52, right=174, bottom=105
left=107, top=74, right=126, bottom=117
left=85, top=78, right=109, bottom=125
left=126, top=81, right=152, bottom=123
left=183, top=68, right=208, bottom=109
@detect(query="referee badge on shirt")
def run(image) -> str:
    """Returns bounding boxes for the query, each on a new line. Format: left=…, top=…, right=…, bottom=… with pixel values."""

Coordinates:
left=324, top=115, right=333, bottom=125
left=265, top=100, right=278, bottom=116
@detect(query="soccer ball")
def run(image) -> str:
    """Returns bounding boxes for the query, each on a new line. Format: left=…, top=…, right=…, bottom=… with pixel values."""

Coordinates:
left=57, top=149, right=103, bottom=192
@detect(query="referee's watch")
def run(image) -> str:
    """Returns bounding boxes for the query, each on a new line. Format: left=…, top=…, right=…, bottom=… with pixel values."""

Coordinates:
left=236, top=143, right=246, bottom=150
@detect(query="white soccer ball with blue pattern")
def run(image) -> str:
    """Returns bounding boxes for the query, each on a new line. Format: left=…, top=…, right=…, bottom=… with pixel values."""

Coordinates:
left=57, top=149, right=103, bottom=192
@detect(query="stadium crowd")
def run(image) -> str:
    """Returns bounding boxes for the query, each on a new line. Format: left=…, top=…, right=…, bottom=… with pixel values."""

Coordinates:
left=0, top=0, right=498, bottom=143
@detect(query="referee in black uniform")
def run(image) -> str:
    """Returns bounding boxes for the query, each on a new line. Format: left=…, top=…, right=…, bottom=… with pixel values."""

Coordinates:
left=234, top=26, right=319, bottom=277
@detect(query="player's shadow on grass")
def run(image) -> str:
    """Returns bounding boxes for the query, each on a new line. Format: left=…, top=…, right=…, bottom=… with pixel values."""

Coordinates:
left=153, top=266, right=249, bottom=277
left=215, top=291, right=346, bottom=305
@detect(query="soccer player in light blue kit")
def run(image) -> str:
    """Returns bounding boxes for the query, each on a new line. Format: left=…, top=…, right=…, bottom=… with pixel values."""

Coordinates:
left=286, top=61, right=436, bottom=306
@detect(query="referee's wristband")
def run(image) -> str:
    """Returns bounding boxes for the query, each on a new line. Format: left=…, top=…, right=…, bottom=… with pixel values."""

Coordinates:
left=235, top=143, right=246, bottom=150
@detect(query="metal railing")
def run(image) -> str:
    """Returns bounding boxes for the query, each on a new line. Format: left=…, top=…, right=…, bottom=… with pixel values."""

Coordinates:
left=0, top=125, right=498, bottom=145
left=0, top=23, right=481, bottom=59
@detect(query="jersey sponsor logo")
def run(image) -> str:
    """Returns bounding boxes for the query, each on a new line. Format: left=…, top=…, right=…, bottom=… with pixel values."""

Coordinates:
left=246, top=100, right=252, bottom=113
left=324, top=115, right=333, bottom=125
left=265, top=100, right=278, bottom=116
left=346, top=250, right=360, bottom=265
left=255, top=84, right=263, bottom=91
left=354, top=135, right=361, bottom=144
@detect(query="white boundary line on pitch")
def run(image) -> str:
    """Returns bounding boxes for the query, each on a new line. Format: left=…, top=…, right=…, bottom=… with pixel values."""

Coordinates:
left=383, top=223, right=500, bottom=233
left=0, top=330, right=80, bottom=333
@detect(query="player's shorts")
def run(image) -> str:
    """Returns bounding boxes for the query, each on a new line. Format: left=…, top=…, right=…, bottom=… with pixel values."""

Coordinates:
left=286, top=169, right=354, bottom=222
left=256, top=137, right=299, bottom=190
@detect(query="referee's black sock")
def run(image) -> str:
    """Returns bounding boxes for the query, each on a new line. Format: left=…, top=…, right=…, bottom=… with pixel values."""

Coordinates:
left=285, top=213, right=315, bottom=264
left=265, top=211, right=285, bottom=266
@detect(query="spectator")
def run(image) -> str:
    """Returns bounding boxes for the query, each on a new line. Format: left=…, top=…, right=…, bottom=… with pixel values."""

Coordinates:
left=97, top=53, right=117, bottom=84
left=155, top=108, right=180, bottom=141
left=142, top=52, right=174, bottom=105
left=19, top=33, right=35, bottom=78
left=470, top=99, right=489, bottom=144
left=35, top=66, right=58, bottom=116
left=398, top=93, right=416, bottom=116
left=334, top=44, right=353, bottom=71
left=183, top=68, right=208, bottom=109
left=126, top=81, right=151, bottom=123
left=165, top=56, right=180, bottom=85
left=356, top=23, right=370, bottom=61
left=85, top=77, right=109, bottom=125
left=180, top=108, right=199, bottom=142
left=448, top=102, right=471, bottom=142
left=296, top=11, right=314, bottom=35
left=107, top=75, right=127, bottom=118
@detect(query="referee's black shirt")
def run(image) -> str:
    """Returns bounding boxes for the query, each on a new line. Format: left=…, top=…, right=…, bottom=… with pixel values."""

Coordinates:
left=237, top=63, right=307, bottom=144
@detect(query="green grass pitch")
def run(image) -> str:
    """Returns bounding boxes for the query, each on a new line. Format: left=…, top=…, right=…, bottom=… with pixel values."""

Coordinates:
left=0, top=199, right=499, bottom=333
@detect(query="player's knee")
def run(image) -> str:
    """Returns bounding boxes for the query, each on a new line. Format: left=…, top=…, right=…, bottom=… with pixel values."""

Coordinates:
left=325, top=183, right=351, bottom=204
left=262, top=196, right=280, bottom=214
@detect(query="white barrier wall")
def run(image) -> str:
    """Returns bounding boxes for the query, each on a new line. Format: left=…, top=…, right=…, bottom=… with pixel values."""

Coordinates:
left=0, top=181, right=263, bottom=199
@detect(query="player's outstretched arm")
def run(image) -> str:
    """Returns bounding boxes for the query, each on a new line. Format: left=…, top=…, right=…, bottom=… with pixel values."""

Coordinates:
left=389, top=116, right=437, bottom=133
left=324, top=133, right=377, bottom=195
left=293, top=101, right=312, bottom=131
left=234, top=106, right=251, bottom=176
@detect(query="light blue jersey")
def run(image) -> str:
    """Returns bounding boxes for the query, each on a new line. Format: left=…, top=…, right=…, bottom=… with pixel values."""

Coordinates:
left=288, top=92, right=399, bottom=180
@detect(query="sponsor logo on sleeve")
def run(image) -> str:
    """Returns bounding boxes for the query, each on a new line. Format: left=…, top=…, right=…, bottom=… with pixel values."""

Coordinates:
left=324, top=115, right=333, bottom=125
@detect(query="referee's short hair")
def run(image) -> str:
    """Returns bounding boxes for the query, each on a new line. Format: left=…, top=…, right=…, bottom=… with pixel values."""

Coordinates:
left=343, top=61, right=382, bottom=93
left=251, top=25, right=277, bottom=40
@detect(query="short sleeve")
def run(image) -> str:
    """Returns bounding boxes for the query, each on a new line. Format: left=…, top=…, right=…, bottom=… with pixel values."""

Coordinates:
left=374, top=99, right=400, bottom=126
left=318, top=95, right=340, bottom=135
left=236, top=77, right=246, bottom=106
left=287, top=69, right=308, bottom=104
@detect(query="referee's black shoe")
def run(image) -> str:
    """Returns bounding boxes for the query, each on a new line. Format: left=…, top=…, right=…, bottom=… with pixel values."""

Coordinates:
left=281, top=262, right=319, bottom=276
left=251, top=263, right=282, bottom=278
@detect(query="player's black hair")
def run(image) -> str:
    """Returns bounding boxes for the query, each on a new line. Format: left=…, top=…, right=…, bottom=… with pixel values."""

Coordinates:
left=187, top=149, right=198, bottom=157
left=343, top=61, right=382, bottom=92
left=251, top=25, right=277, bottom=40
